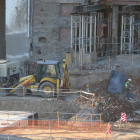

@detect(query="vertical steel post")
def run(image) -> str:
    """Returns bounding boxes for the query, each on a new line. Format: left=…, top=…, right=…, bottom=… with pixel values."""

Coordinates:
left=86, top=17, right=88, bottom=54
left=71, top=15, right=73, bottom=49
left=82, top=15, right=84, bottom=62
left=84, top=16, right=86, bottom=55
left=124, top=16, right=126, bottom=52
left=75, top=21, right=77, bottom=64
left=94, top=15, right=97, bottom=52
left=57, top=111, right=59, bottom=127
left=79, top=15, right=81, bottom=63
left=130, top=15, right=132, bottom=54
left=57, top=79, right=59, bottom=95
left=100, top=113, right=102, bottom=125
left=121, top=15, right=124, bottom=54
left=132, top=15, right=135, bottom=53
left=90, top=15, right=92, bottom=54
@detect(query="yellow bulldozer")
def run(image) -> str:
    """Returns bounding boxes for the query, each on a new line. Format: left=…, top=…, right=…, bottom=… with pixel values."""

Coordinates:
left=5, top=60, right=69, bottom=98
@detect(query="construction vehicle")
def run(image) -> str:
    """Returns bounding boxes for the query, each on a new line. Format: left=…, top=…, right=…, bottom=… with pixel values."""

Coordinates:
left=0, top=60, right=19, bottom=86
left=2, top=60, right=69, bottom=98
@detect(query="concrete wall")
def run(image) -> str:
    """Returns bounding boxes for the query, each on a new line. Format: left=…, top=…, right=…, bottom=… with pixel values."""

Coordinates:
left=31, top=0, right=80, bottom=62
left=0, top=0, right=6, bottom=59
left=6, top=0, right=29, bottom=61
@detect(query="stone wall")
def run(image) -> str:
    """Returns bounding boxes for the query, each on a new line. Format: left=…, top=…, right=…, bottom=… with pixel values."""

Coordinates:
left=31, top=0, right=80, bottom=62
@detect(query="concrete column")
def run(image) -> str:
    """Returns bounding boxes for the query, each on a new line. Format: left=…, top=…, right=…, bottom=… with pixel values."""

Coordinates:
left=0, top=0, right=6, bottom=59
left=112, top=5, right=119, bottom=56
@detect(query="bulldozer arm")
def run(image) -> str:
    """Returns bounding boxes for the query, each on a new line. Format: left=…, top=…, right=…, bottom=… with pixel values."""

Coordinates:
left=10, top=75, right=36, bottom=93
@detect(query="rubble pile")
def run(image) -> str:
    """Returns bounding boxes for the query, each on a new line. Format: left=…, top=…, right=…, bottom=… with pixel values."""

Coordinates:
left=95, top=93, right=134, bottom=122
left=131, top=102, right=140, bottom=110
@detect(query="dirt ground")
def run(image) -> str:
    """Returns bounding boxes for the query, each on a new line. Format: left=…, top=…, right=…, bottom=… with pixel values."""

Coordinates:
left=0, top=96, right=83, bottom=119
left=1, top=123, right=140, bottom=140
left=0, top=55, right=140, bottom=139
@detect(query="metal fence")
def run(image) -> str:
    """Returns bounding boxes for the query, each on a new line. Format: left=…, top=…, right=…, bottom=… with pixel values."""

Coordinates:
left=0, top=120, right=112, bottom=140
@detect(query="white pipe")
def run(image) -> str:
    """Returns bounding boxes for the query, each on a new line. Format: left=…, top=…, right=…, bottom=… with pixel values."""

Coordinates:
left=28, top=0, right=30, bottom=38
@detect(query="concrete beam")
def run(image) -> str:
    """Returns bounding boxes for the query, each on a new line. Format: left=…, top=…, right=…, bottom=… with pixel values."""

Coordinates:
left=100, top=1, right=140, bottom=5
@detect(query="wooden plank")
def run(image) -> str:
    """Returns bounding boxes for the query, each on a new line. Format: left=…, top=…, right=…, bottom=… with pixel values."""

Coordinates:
left=82, top=91, right=95, bottom=96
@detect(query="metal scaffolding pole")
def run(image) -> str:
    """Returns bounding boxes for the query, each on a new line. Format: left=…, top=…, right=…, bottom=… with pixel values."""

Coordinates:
left=79, top=15, right=81, bottom=63
left=86, top=20, right=88, bottom=54
left=129, top=15, right=132, bottom=54
left=82, top=15, right=84, bottom=62
left=124, top=16, right=126, bottom=51
left=121, top=15, right=123, bottom=54
left=84, top=16, right=86, bottom=54
left=90, top=15, right=92, bottom=54
left=132, top=15, right=135, bottom=53
left=71, top=15, right=73, bottom=49
left=75, top=22, right=77, bottom=64
left=94, top=15, right=97, bottom=52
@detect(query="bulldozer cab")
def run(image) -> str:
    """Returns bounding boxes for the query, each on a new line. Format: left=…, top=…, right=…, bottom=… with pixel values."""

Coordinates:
left=35, top=60, right=61, bottom=83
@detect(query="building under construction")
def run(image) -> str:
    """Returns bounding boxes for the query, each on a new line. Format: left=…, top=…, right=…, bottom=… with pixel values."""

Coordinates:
left=71, top=0, right=140, bottom=63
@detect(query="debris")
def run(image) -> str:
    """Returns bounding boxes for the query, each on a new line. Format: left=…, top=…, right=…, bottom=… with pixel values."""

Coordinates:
left=99, top=79, right=103, bottom=82
left=88, top=71, right=92, bottom=75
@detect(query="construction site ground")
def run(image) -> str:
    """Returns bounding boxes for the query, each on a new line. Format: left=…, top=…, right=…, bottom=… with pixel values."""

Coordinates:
left=0, top=55, right=140, bottom=139
left=0, top=95, right=140, bottom=139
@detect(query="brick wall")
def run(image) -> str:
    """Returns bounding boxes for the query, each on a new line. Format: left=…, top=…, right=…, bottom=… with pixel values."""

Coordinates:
left=31, top=0, right=79, bottom=62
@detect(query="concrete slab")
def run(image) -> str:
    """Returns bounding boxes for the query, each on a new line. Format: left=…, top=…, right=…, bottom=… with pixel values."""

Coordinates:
left=0, top=111, right=38, bottom=128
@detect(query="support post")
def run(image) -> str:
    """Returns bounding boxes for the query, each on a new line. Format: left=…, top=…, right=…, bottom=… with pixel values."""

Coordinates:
left=33, top=112, right=34, bottom=126
left=90, top=15, right=93, bottom=54
left=80, top=90, right=82, bottom=101
left=79, top=15, right=81, bottom=63
left=121, top=15, right=124, bottom=54
left=76, top=114, right=78, bottom=122
left=23, top=87, right=25, bottom=101
left=7, top=113, right=9, bottom=127
left=57, top=79, right=59, bottom=96
left=109, top=51, right=110, bottom=68
left=53, top=89, right=55, bottom=99
left=92, top=95, right=94, bottom=107
left=57, top=111, right=59, bottom=127
left=130, top=15, right=132, bottom=54
left=112, top=5, right=119, bottom=56
left=100, top=113, right=102, bottom=125
left=49, top=120, right=52, bottom=140
left=82, top=15, right=84, bottom=62
left=71, top=15, right=73, bottom=49
left=132, top=52, right=134, bottom=66
left=119, top=120, right=121, bottom=129
left=75, top=22, right=77, bottom=64
left=86, top=18, right=88, bottom=54
left=91, top=114, right=92, bottom=126
left=94, top=15, right=96, bottom=52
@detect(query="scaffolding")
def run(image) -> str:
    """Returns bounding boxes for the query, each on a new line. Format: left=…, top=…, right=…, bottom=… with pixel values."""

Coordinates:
left=71, top=13, right=97, bottom=63
left=121, top=13, right=140, bottom=54
left=71, top=11, right=113, bottom=64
